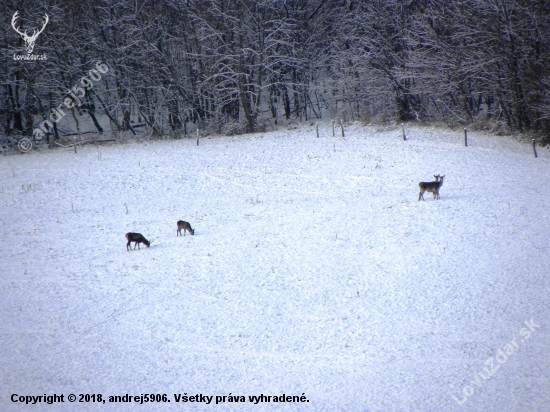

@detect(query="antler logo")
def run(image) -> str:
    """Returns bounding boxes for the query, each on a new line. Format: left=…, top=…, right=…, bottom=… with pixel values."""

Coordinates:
left=11, top=11, right=49, bottom=55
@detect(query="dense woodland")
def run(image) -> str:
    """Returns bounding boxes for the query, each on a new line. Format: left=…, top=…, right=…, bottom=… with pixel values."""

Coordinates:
left=1, top=0, right=550, bottom=143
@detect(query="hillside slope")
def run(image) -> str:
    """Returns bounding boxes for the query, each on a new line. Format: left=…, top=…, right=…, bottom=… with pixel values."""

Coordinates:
left=1, top=125, right=549, bottom=411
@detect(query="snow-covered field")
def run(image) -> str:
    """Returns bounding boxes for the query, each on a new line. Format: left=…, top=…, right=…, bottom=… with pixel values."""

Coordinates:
left=1, top=124, right=549, bottom=411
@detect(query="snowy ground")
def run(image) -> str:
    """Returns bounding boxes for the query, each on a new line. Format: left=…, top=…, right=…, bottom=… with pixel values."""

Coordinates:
left=1, top=124, right=549, bottom=411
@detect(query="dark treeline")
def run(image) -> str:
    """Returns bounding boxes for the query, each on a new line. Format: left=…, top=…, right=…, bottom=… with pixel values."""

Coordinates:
left=2, top=0, right=550, bottom=142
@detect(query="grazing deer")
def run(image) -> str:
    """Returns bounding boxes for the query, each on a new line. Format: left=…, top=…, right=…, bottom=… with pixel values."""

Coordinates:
left=418, top=175, right=445, bottom=201
left=125, top=233, right=152, bottom=250
left=177, top=220, right=195, bottom=236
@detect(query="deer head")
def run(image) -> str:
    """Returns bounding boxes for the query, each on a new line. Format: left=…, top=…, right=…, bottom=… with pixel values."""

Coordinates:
left=11, top=11, right=49, bottom=54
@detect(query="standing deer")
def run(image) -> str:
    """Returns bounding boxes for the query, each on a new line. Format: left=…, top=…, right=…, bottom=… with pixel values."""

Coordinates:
left=125, top=233, right=152, bottom=250
left=177, top=221, right=195, bottom=236
left=11, top=12, right=49, bottom=54
left=418, top=175, right=445, bottom=201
